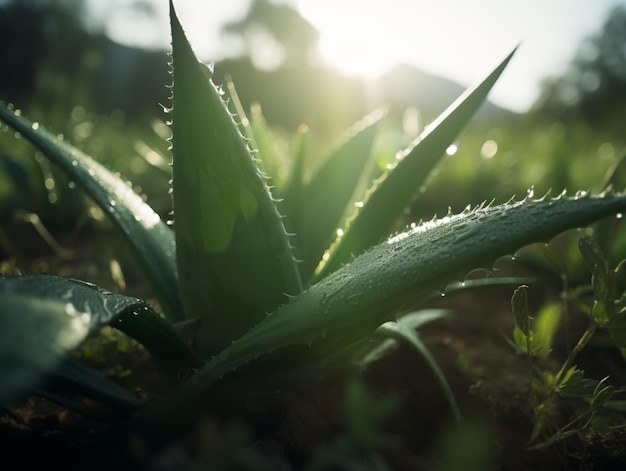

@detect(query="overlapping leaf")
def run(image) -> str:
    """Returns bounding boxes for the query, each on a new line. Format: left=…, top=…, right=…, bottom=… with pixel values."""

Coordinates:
left=289, top=110, right=385, bottom=282
left=0, top=105, right=182, bottom=321
left=188, top=193, right=626, bottom=387
left=169, top=1, right=302, bottom=355
left=317, top=48, right=517, bottom=279
left=0, top=275, right=197, bottom=405
left=0, top=275, right=139, bottom=404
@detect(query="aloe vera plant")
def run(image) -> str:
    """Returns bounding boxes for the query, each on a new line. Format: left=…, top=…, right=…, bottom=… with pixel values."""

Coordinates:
left=2, top=1, right=626, bottom=463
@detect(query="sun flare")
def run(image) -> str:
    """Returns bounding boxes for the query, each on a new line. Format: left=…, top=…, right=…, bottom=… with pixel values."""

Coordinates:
left=298, top=0, right=479, bottom=79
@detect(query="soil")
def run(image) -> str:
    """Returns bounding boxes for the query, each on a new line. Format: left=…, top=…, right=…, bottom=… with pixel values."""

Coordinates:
left=2, top=217, right=626, bottom=470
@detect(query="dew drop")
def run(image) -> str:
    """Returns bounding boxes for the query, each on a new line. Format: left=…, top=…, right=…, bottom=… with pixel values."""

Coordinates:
left=110, top=200, right=116, bottom=207
left=13, top=131, right=21, bottom=139
left=71, top=159, right=78, bottom=166
left=617, top=213, right=623, bottom=219
left=68, top=181, right=76, bottom=189
left=445, top=144, right=458, bottom=155
left=31, top=122, right=39, bottom=130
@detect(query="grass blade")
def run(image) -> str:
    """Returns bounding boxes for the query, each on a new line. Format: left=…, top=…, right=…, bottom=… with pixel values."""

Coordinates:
left=0, top=104, right=183, bottom=321
left=169, top=1, right=302, bottom=355
left=317, top=48, right=517, bottom=279
left=376, top=312, right=462, bottom=422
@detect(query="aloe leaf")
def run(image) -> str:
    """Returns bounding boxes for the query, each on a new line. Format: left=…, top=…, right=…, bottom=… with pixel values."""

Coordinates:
left=0, top=105, right=182, bottom=321
left=0, top=275, right=195, bottom=405
left=114, top=303, right=202, bottom=373
left=248, top=103, right=289, bottom=190
left=188, top=193, right=626, bottom=387
left=291, top=110, right=385, bottom=283
left=282, top=124, right=309, bottom=248
left=224, top=80, right=286, bottom=190
left=317, top=48, right=517, bottom=279
left=169, top=2, right=302, bottom=355
left=41, top=357, right=140, bottom=413
left=0, top=275, right=141, bottom=404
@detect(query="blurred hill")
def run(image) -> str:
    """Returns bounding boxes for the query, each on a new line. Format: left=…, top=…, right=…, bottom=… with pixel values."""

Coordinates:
left=380, top=64, right=517, bottom=122
left=0, top=1, right=517, bottom=132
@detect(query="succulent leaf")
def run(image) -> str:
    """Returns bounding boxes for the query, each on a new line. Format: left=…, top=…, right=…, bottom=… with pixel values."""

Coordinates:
left=317, top=47, right=518, bottom=279
left=0, top=275, right=142, bottom=404
left=188, top=193, right=626, bottom=387
left=169, top=1, right=302, bottom=355
left=0, top=104, right=182, bottom=321
left=290, top=109, right=385, bottom=282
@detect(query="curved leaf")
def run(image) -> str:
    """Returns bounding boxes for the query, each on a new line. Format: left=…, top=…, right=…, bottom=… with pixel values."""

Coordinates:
left=376, top=311, right=461, bottom=422
left=317, top=47, right=517, bottom=279
left=169, top=1, right=302, bottom=355
left=40, top=358, right=140, bottom=416
left=0, top=275, right=196, bottom=405
left=291, top=110, right=385, bottom=282
left=0, top=104, right=182, bottom=321
left=0, top=275, right=140, bottom=404
left=188, top=193, right=626, bottom=387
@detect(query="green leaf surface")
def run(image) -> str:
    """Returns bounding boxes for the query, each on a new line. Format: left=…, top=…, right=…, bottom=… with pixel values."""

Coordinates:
left=169, top=1, right=302, bottom=354
left=0, top=104, right=182, bottom=321
left=42, top=358, right=140, bottom=414
left=0, top=275, right=143, bottom=404
left=189, top=192, right=626, bottom=387
left=113, top=303, right=202, bottom=374
left=579, top=236, right=609, bottom=275
left=317, top=47, right=517, bottom=279
left=293, top=110, right=385, bottom=283
left=592, top=385, right=614, bottom=408
left=533, top=302, right=561, bottom=358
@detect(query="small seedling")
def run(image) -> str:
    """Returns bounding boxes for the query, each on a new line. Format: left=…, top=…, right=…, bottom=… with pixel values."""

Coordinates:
left=509, top=236, right=626, bottom=447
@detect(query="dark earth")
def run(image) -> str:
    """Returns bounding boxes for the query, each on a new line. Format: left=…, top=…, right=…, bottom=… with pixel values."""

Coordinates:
left=2, top=216, right=626, bottom=470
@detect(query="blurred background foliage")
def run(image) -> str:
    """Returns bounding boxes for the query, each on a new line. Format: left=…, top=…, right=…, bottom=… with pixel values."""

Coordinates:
left=0, top=0, right=625, bottom=230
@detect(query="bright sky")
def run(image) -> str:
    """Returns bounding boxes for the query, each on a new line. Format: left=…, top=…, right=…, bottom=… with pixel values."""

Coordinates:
left=87, top=0, right=625, bottom=113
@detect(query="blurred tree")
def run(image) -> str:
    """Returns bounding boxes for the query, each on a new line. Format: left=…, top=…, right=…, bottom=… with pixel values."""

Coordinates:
left=0, top=0, right=87, bottom=103
left=0, top=0, right=169, bottom=118
left=535, top=5, right=626, bottom=124
left=222, top=0, right=319, bottom=69
left=214, top=0, right=367, bottom=141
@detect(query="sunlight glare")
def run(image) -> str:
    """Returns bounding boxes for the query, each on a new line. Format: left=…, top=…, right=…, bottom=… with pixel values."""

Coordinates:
left=300, top=1, right=408, bottom=78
